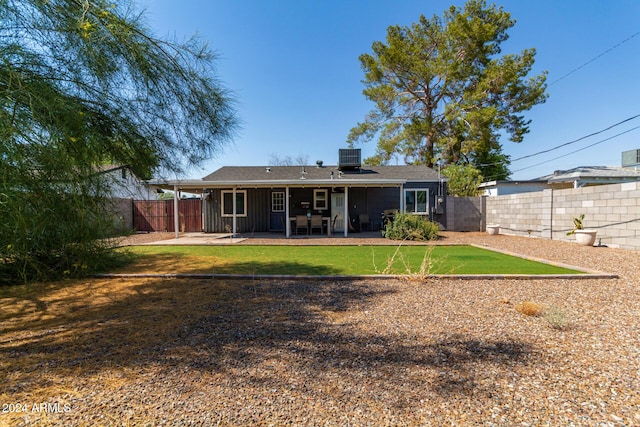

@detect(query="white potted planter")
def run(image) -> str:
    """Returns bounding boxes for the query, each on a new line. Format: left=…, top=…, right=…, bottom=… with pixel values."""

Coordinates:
left=567, top=214, right=597, bottom=246
left=486, top=224, right=500, bottom=235
left=574, top=229, right=597, bottom=246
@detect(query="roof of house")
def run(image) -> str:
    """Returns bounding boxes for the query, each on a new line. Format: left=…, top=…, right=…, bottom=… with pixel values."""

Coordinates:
left=202, top=164, right=440, bottom=182
left=150, top=164, right=443, bottom=191
left=535, top=166, right=640, bottom=183
left=479, top=179, right=548, bottom=188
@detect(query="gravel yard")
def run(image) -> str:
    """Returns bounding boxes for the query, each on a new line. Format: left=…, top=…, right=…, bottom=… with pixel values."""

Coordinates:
left=1, top=232, right=639, bottom=426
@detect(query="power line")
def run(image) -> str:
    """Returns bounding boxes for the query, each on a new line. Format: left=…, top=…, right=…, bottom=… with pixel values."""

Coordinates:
left=476, top=113, right=640, bottom=171
left=478, top=31, right=640, bottom=179
left=510, top=113, right=640, bottom=163
left=548, top=31, right=640, bottom=86
left=510, top=125, right=640, bottom=175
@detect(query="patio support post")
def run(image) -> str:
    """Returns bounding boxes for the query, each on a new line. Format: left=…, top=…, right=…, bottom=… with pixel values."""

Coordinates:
left=285, top=186, right=291, bottom=238
left=232, top=186, right=237, bottom=236
left=344, top=185, right=348, bottom=237
left=173, top=185, right=180, bottom=239
left=399, top=184, right=404, bottom=213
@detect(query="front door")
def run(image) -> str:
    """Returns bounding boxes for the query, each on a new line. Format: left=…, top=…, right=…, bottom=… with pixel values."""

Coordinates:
left=331, top=193, right=345, bottom=232
left=270, top=191, right=285, bottom=231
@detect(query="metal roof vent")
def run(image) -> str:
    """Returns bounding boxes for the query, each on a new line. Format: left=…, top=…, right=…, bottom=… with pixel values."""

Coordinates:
left=338, top=148, right=361, bottom=171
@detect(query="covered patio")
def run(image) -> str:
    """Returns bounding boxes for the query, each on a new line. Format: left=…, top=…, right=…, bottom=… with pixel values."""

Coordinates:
left=149, top=161, right=445, bottom=239
left=151, top=149, right=446, bottom=239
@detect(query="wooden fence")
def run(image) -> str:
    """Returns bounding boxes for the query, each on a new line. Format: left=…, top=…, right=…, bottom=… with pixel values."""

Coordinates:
left=133, top=199, right=202, bottom=232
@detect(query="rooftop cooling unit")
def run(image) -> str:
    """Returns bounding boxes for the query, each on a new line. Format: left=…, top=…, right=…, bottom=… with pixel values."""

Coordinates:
left=622, top=149, right=640, bottom=168
left=338, top=148, right=361, bottom=170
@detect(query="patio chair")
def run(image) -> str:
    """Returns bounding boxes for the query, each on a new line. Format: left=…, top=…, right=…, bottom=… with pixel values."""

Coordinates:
left=359, top=213, right=371, bottom=232
left=381, top=209, right=397, bottom=229
left=295, top=215, right=309, bottom=235
left=310, top=214, right=323, bottom=235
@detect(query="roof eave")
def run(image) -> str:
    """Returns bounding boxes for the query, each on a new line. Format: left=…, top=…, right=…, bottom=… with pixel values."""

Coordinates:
left=149, top=178, right=411, bottom=190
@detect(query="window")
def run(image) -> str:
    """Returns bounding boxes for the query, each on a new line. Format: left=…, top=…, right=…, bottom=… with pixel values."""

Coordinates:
left=404, top=189, right=429, bottom=214
left=221, top=190, right=247, bottom=217
left=314, top=189, right=328, bottom=210
left=271, top=191, right=285, bottom=212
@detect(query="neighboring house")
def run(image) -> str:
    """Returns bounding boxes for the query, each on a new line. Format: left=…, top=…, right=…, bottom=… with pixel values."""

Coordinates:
left=479, top=179, right=549, bottom=196
left=98, top=165, right=160, bottom=200
left=153, top=149, right=447, bottom=237
left=537, top=166, right=640, bottom=189
left=481, top=149, right=640, bottom=196
left=481, top=166, right=640, bottom=196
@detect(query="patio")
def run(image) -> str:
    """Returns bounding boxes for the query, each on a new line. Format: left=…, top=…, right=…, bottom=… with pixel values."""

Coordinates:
left=127, top=231, right=388, bottom=246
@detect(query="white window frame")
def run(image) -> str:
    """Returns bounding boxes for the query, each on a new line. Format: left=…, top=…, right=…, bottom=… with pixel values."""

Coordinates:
left=313, top=189, right=328, bottom=210
left=404, top=188, right=429, bottom=215
left=271, top=191, right=285, bottom=212
left=221, top=190, right=247, bottom=217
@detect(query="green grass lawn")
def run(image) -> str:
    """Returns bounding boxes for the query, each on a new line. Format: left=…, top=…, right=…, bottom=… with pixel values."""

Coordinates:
left=121, top=245, right=585, bottom=276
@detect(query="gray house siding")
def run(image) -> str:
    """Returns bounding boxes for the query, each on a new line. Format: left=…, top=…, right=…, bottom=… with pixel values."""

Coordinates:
left=403, top=181, right=447, bottom=227
left=202, top=183, right=447, bottom=233
left=203, top=188, right=270, bottom=233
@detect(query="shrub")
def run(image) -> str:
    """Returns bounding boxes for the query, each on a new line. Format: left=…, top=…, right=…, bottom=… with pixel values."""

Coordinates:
left=515, top=301, right=543, bottom=316
left=542, top=305, right=572, bottom=330
left=382, top=212, right=440, bottom=241
left=0, top=186, right=130, bottom=285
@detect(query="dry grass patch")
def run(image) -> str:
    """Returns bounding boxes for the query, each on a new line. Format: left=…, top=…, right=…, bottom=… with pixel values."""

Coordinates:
left=514, top=301, right=574, bottom=330
left=1, top=257, right=638, bottom=426
left=0, top=277, right=241, bottom=425
left=515, top=301, right=543, bottom=316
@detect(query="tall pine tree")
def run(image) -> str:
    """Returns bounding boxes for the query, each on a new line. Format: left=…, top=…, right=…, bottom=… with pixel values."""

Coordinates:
left=348, top=0, right=546, bottom=180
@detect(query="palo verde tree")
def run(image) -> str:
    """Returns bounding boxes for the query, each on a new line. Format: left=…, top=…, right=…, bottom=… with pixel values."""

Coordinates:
left=0, top=0, right=238, bottom=284
left=347, top=0, right=547, bottom=179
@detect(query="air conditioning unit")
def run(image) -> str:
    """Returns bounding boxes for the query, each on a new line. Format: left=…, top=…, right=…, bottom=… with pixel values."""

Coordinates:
left=622, top=149, right=640, bottom=168
left=338, top=148, right=361, bottom=170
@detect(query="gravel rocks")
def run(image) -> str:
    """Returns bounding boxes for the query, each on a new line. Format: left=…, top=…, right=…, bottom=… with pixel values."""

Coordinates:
left=1, top=232, right=639, bottom=426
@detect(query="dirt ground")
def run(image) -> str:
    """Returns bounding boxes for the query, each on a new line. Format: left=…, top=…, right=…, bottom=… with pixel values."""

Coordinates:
left=0, top=232, right=638, bottom=426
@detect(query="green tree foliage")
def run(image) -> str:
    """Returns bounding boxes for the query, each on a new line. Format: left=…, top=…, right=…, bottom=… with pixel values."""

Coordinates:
left=442, top=164, right=483, bottom=196
left=347, top=0, right=547, bottom=178
left=0, top=0, right=238, bottom=284
left=471, top=145, right=511, bottom=181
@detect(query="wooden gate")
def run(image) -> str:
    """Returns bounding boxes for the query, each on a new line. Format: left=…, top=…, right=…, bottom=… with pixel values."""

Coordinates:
left=167, top=199, right=202, bottom=232
left=133, top=199, right=202, bottom=232
left=133, top=200, right=166, bottom=232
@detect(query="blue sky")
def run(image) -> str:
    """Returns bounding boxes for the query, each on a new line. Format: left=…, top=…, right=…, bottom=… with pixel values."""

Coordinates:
left=138, top=0, right=640, bottom=180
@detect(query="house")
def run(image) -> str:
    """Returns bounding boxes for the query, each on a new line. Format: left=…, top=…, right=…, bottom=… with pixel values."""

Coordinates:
left=479, top=179, right=549, bottom=196
left=99, top=165, right=160, bottom=200
left=153, top=149, right=447, bottom=237
left=537, top=166, right=640, bottom=189
left=481, top=166, right=640, bottom=196
left=481, top=148, right=640, bottom=196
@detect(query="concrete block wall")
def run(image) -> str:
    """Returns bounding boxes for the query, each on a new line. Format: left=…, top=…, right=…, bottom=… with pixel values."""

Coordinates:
left=550, top=182, right=640, bottom=249
left=485, top=182, right=640, bottom=250
left=446, top=196, right=484, bottom=232
left=485, top=191, right=548, bottom=238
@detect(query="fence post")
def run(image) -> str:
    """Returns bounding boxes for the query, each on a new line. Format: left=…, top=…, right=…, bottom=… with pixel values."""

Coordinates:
left=480, top=196, right=487, bottom=232
left=541, top=189, right=553, bottom=240
left=550, top=189, right=554, bottom=240
left=173, top=185, right=180, bottom=239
